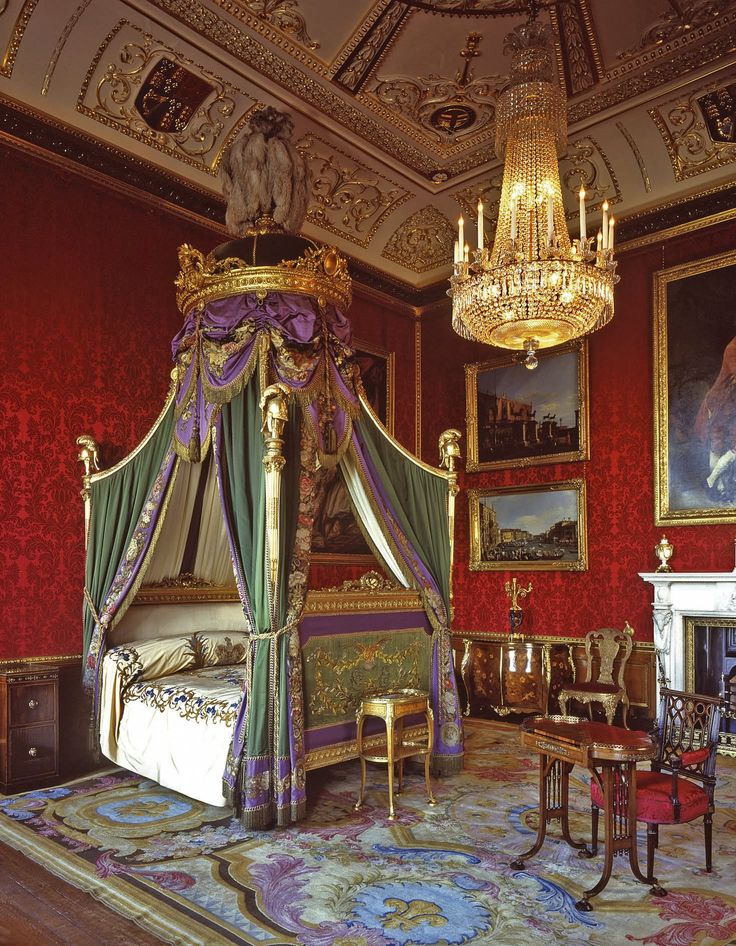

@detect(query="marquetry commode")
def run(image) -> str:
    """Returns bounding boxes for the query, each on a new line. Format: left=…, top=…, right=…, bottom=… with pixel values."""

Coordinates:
left=0, top=662, right=60, bottom=794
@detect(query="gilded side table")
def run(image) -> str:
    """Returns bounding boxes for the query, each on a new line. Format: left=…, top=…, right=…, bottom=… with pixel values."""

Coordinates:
left=354, top=689, right=435, bottom=820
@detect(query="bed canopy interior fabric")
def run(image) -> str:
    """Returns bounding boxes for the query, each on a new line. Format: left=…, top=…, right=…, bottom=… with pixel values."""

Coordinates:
left=81, top=242, right=464, bottom=828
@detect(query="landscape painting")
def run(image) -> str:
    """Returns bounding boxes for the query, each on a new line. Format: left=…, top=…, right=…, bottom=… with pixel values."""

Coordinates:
left=468, top=480, right=587, bottom=572
left=466, top=341, right=588, bottom=471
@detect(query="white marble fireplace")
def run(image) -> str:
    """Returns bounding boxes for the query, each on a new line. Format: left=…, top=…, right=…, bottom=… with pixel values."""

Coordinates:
left=640, top=571, right=736, bottom=698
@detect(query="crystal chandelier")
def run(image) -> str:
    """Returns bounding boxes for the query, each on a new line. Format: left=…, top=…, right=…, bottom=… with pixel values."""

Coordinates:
left=449, top=8, right=618, bottom=367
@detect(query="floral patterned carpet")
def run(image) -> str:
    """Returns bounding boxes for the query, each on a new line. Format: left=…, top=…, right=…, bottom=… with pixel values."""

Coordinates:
left=1, top=719, right=735, bottom=946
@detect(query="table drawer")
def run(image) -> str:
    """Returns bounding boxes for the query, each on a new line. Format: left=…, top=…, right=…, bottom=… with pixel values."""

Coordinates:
left=9, top=724, right=57, bottom=780
left=9, top=682, right=56, bottom=726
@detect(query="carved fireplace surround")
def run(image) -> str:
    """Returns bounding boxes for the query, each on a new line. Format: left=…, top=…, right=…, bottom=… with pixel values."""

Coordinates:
left=640, top=571, right=736, bottom=698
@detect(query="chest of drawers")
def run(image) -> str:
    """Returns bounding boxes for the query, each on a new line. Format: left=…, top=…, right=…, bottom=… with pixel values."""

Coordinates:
left=0, top=664, right=60, bottom=794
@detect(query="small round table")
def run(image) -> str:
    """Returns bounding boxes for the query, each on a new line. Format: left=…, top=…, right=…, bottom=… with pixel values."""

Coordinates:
left=354, top=689, right=436, bottom=820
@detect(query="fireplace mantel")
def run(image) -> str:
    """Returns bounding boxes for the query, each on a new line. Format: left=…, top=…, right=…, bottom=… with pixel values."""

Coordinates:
left=640, top=572, right=736, bottom=695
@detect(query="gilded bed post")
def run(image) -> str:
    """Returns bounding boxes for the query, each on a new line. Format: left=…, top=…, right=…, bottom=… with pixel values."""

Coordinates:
left=260, top=383, right=290, bottom=605
left=439, top=428, right=462, bottom=621
left=76, top=434, right=100, bottom=548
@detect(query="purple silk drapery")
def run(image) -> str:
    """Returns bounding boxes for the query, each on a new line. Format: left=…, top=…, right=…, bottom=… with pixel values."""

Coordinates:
left=349, top=426, right=464, bottom=771
left=172, top=293, right=357, bottom=464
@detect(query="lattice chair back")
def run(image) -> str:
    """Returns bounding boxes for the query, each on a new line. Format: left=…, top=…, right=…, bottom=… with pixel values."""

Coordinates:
left=583, top=625, right=633, bottom=687
left=654, top=688, right=722, bottom=788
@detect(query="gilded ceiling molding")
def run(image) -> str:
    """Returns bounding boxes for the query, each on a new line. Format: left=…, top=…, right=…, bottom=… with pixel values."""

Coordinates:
left=333, top=2, right=410, bottom=93
left=616, top=120, right=652, bottom=193
left=382, top=205, right=455, bottom=273
left=77, top=20, right=255, bottom=175
left=649, top=85, right=736, bottom=181
left=568, top=22, right=736, bottom=125
left=0, top=0, right=38, bottom=78
left=149, top=0, right=443, bottom=175
left=559, top=135, right=621, bottom=211
left=41, top=0, right=94, bottom=96
left=550, top=0, right=597, bottom=95
left=370, top=32, right=503, bottom=141
left=227, top=0, right=319, bottom=51
left=296, top=132, right=412, bottom=248
left=616, top=0, right=733, bottom=60
left=205, top=0, right=327, bottom=71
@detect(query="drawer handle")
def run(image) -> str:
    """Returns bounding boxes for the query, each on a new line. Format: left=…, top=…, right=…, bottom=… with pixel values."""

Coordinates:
left=28, top=699, right=39, bottom=709
left=28, top=747, right=38, bottom=758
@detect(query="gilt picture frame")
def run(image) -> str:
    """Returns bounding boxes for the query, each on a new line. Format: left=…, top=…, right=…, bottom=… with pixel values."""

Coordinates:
left=465, top=340, right=589, bottom=472
left=654, top=249, right=736, bottom=525
left=468, top=479, right=587, bottom=572
left=311, top=340, right=394, bottom=564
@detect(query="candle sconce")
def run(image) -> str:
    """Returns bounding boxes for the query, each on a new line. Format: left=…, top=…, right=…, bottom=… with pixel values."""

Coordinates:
left=505, top=577, right=532, bottom=641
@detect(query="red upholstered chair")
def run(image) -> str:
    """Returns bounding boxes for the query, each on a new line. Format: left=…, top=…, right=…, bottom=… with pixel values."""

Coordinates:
left=590, top=688, right=723, bottom=888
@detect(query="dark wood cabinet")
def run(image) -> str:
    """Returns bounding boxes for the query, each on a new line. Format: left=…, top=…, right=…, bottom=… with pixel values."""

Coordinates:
left=455, top=635, right=573, bottom=718
left=0, top=664, right=60, bottom=794
left=453, top=632, right=656, bottom=725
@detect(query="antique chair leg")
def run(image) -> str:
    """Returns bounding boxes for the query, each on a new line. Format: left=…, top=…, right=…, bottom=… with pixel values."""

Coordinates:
left=705, top=813, right=713, bottom=872
left=386, top=713, right=396, bottom=820
left=591, top=803, right=599, bottom=856
left=604, top=700, right=614, bottom=727
left=559, top=695, right=568, bottom=716
left=646, top=824, right=657, bottom=879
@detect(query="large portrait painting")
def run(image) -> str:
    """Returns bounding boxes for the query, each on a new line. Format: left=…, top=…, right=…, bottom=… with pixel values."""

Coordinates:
left=468, top=480, right=587, bottom=572
left=654, top=250, right=736, bottom=525
left=311, top=340, right=394, bottom=563
left=465, top=341, right=589, bottom=471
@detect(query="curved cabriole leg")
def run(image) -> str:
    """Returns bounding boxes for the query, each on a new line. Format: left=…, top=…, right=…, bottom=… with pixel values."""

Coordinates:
left=386, top=713, right=396, bottom=820
left=622, top=696, right=630, bottom=729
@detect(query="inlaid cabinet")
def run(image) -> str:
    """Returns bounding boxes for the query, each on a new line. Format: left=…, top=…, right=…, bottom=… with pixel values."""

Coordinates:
left=0, top=663, right=60, bottom=794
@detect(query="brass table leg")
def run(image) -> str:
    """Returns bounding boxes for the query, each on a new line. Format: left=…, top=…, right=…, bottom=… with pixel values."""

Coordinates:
left=424, top=706, right=436, bottom=806
left=354, top=709, right=367, bottom=811
left=386, top=706, right=396, bottom=820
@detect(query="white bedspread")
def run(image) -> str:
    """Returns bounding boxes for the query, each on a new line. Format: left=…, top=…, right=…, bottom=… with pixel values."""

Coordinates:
left=99, top=632, right=247, bottom=806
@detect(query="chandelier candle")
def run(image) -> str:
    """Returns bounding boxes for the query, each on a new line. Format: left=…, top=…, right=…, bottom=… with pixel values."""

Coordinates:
left=449, top=13, right=618, bottom=355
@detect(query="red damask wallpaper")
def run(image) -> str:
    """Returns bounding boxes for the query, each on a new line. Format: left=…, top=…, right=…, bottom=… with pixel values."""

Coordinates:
left=3, top=140, right=735, bottom=660
left=422, top=218, right=736, bottom=641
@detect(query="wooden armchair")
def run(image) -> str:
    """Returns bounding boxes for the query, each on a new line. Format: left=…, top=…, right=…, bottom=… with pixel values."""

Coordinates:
left=558, top=623, right=634, bottom=727
left=591, top=688, right=723, bottom=886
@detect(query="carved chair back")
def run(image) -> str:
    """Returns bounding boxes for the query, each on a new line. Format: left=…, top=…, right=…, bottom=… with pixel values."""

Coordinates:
left=582, top=623, right=634, bottom=689
left=654, top=688, right=722, bottom=792
left=722, top=665, right=736, bottom=726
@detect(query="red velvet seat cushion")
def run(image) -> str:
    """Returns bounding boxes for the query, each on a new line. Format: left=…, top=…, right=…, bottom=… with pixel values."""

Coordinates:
left=590, top=770, right=709, bottom=824
left=565, top=682, right=619, bottom=694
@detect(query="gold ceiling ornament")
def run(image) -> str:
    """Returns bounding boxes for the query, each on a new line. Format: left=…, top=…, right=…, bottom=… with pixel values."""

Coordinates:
left=448, top=5, right=618, bottom=365
left=175, top=242, right=352, bottom=315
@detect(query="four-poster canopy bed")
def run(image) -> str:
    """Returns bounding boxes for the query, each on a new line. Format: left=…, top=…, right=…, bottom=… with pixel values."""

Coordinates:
left=78, top=231, right=464, bottom=828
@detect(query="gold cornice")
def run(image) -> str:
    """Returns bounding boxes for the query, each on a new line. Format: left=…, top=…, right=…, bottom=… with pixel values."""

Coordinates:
left=214, top=0, right=327, bottom=69
left=174, top=243, right=352, bottom=315
left=452, top=630, right=655, bottom=650
left=331, top=0, right=395, bottom=73
left=617, top=198, right=736, bottom=255
left=0, top=654, right=82, bottom=668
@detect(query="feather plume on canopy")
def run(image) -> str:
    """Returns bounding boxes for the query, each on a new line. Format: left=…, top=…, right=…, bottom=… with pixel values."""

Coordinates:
left=219, top=106, right=308, bottom=236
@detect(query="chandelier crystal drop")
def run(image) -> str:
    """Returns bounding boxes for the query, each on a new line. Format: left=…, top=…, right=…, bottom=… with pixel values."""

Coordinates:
left=448, top=13, right=618, bottom=356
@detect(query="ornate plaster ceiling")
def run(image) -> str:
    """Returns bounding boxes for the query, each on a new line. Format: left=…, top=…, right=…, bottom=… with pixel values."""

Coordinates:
left=2, top=0, right=736, bottom=294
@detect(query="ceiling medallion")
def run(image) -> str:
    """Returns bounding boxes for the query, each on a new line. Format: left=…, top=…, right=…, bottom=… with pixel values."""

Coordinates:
left=448, top=7, right=619, bottom=364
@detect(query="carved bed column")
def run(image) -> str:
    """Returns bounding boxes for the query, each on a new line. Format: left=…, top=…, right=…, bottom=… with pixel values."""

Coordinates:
left=439, top=428, right=462, bottom=622
left=76, top=434, right=100, bottom=549
left=260, top=383, right=290, bottom=618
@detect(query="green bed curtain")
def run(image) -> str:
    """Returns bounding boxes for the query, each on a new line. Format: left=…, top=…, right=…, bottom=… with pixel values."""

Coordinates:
left=83, top=401, right=176, bottom=661
left=218, top=381, right=304, bottom=827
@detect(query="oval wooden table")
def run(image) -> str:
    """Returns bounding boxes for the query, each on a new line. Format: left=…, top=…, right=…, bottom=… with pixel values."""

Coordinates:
left=510, top=714, right=659, bottom=911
